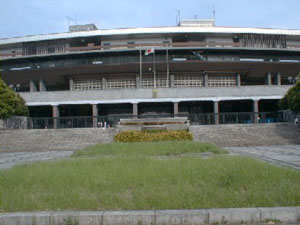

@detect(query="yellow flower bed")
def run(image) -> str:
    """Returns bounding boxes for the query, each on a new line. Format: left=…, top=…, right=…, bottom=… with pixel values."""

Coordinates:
left=114, top=130, right=193, bottom=142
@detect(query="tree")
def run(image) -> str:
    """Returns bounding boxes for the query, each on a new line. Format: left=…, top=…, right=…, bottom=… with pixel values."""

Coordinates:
left=0, top=76, right=29, bottom=119
left=279, top=77, right=300, bottom=113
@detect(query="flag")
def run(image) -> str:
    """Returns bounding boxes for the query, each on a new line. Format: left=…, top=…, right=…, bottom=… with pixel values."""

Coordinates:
left=145, top=47, right=154, bottom=56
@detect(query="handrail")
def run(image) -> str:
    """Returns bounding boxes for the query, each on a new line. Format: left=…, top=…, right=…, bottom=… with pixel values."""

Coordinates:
left=26, top=111, right=282, bottom=129
left=2, top=42, right=300, bottom=59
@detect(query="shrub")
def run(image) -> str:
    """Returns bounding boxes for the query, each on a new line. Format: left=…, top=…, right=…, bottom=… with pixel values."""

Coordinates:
left=279, top=76, right=300, bottom=113
left=114, top=130, right=193, bottom=142
left=0, top=77, right=28, bottom=119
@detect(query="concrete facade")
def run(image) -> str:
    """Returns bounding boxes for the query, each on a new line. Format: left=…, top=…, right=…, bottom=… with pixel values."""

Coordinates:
left=20, top=85, right=290, bottom=106
left=2, top=22, right=299, bottom=124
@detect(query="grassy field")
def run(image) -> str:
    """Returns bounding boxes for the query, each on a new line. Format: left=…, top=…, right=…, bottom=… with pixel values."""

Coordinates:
left=0, top=141, right=300, bottom=212
left=72, top=141, right=227, bottom=157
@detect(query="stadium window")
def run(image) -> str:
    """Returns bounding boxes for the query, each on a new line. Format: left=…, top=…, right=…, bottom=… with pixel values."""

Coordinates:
left=48, top=47, right=55, bottom=54
left=233, top=36, right=240, bottom=43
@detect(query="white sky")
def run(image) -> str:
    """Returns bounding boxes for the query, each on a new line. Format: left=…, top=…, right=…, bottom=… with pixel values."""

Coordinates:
left=1, top=0, right=300, bottom=38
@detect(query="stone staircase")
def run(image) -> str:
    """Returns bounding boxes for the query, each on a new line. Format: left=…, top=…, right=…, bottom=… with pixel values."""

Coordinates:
left=1, top=123, right=299, bottom=152
left=0, top=128, right=116, bottom=152
left=190, top=123, right=300, bottom=147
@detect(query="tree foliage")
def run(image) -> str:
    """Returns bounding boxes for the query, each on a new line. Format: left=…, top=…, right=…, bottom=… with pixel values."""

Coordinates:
left=279, top=77, right=300, bottom=113
left=0, top=76, right=29, bottom=119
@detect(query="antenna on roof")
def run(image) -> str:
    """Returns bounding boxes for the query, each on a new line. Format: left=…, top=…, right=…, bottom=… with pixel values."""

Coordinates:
left=176, top=10, right=181, bottom=26
left=213, top=5, right=216, bottom=20
left=66, top=16, right=74, bottom=28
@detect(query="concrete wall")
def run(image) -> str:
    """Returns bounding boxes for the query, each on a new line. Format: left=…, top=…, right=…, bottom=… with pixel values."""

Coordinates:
left=190, top=123, right=300, bottom=147
left=20, top=85, right=290, bottom=105
left=0, top=128, right=115, bottom=152
left=0, top=116, right=28, bottom=130
left=206, top=37, right=233, bottom=43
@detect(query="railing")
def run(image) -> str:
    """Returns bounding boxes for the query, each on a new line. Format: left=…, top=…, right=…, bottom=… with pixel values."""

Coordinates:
left=219, top=112, right=253, bottom=124
left=26, top=111, right=283, bottom=129
left=2, top=41, right=300, bottom=59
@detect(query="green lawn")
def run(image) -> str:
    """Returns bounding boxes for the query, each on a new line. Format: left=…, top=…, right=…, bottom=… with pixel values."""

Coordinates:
left=72, top=141, right=227, bottom=157
left=1, top=141, right=300, bottom=212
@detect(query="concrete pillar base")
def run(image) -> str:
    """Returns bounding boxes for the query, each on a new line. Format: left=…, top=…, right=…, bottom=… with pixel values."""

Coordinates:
left=92, top=104, right=98, bottom=127
left=174, top=102, right=179, bottom=117
left=30, top=79, right=37, bottom=92
left=133, top=103, right=138, bottom=118
left=253, top=100, right=259, bottom=124
left=213, top=101, right=219, bottom=125
left=39, top=79, right=46, bottom=92
left=52, top=106, right=60, bottom=129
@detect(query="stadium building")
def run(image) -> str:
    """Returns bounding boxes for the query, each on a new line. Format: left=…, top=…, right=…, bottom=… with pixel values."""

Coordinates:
left=0, top=19, right=299, bottom=128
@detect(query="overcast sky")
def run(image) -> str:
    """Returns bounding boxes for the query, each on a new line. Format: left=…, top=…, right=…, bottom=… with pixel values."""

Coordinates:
left=1, top=0, right=300, bottom=39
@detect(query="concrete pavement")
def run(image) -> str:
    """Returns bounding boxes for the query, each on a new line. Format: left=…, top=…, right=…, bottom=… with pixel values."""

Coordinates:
left=0, top=151, right=73, bottom=170
left=225, top=145, right=300, bottom=170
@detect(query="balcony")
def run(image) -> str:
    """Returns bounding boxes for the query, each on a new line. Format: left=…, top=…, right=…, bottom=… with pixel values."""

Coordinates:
left=2, top=41, right=300, bottom=60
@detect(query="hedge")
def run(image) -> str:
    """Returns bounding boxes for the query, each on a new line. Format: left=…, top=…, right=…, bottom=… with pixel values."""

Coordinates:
left=114, top=130, right=193, bottom=142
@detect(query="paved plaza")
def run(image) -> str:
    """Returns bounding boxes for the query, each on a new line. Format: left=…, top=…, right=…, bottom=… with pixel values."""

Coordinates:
left=0, top=151, right=73, bottom=170
left=225, top=145, right=300, bottom=170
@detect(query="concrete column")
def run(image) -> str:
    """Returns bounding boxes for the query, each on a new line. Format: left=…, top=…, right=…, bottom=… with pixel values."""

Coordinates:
left=170, top=75, right=175, bottom=88
left=52, top=106, right=60, bottom=129
left=39, top=79, right=46, bottom=92
left=102, top=77, right=107, bottom=89
left=173, top=102, right=179, bottom=117
left=69, top=77, right=74, bottom=91
left=236, top=74, right=241, bottom=86
left=213, top=101, right=219, bottom=125
left=92, top=104, right=98, bottom=128
left=253, top=100, right=259, bottom=124
left=204, top=74, right=208, bottom=87
left=265, top=72, right=272, bottom=85
left=136, top=76, right=140, bottom=89
left=133, top=103, right=138, bottom=118
left=30, top=79, right=37, bottom=92
left=275, top=72, right=281, bottom=85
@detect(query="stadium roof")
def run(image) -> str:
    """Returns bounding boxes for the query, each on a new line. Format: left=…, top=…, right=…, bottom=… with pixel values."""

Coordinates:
left=1, top=26, right=300, bottom=45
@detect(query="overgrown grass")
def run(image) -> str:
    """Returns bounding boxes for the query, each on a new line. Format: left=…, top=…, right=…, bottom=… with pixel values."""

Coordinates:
left=72, top=141, right=227, bottom=157
left=1, top=156, right=300, bottom=212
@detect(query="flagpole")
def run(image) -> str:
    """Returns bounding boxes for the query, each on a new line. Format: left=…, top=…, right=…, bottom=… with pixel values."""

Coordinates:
left=153, top=48, right=156, bottom=88
left=139, top=45, right=142, bottom=82
left=166, top=45, right=169, bottom=87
